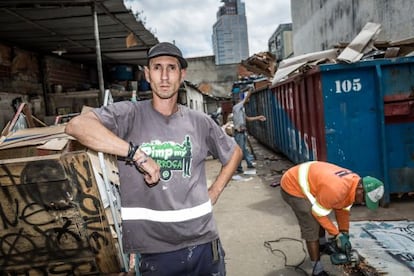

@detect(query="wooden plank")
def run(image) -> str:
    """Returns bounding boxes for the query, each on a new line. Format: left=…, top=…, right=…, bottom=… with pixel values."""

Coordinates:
left=0, top=145, right=48, bottom=160
left=61, top=151, right=121, bottom=273
left=0, top=124, right=69, bottom=150
left=3, top=102, right=26, bottom=136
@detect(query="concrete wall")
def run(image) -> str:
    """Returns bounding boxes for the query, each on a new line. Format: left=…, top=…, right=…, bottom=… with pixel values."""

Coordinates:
left=186, top=55, right=238, bottom=98
left=283, top=31, right=294, bottom=59
left=291, top=0, right=414, bottom=55
left=183, top=84, right=204, bottom=113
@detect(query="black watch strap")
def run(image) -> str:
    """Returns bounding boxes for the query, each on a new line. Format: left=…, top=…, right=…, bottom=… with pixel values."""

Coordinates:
left=125, top=142, right=139, bottom=163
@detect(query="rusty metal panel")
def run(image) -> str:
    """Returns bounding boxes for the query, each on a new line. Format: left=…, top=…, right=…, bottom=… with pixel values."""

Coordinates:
left=304, top=73, right=327, bottom=161
left=380, top=60, right=414, bottom=195
left=0, top=152, right=122, bottom=274
left=249, top=69, right=326, bottom=164
left=247, top=86, right=279, bottom=153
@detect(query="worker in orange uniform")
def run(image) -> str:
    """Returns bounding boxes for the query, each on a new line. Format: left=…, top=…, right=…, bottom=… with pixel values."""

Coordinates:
left=280, top=161, right=384, bottom=276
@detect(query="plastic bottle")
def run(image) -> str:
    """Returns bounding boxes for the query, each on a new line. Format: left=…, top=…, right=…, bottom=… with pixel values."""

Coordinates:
left=131, top=90, right=137, bottom=102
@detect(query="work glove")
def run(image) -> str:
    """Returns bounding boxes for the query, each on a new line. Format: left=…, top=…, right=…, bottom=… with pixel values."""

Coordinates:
left=335, top=232, right=351, bottom=252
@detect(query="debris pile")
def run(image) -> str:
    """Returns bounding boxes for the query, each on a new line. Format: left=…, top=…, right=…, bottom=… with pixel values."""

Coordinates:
left=240, top=22, right=414, bottom=86
left=271, top=22, right=414, bottom=85
left=241, top=51, right=276, bottom=78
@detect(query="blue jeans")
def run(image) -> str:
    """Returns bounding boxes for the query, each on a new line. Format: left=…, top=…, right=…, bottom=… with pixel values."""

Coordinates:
left=234, top=131, right=254, bottom=171
left=135, top=239, right=226, bottom=276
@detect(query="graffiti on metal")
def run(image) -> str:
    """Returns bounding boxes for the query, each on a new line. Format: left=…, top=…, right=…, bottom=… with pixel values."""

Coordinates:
left=352, top=221, right=414, bottom=273
left=0, top=153, right=120, bottom=274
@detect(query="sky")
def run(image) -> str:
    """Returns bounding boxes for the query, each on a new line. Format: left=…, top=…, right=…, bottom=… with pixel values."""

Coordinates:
left=125, top=0, right=292, bottom=59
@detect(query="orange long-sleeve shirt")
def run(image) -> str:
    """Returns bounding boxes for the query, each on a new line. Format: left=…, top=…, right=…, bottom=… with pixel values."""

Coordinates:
left=281, top=161, right=360, bottom=236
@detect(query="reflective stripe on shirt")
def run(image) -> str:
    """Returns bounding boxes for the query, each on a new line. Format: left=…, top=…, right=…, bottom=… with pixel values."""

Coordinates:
left=121, top=200, right=212, bottom=222
left=298, top=161, right=332, bottom=217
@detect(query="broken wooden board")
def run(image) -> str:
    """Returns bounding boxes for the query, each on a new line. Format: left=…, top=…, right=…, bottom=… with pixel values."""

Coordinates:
left=0, top=151, right=123, bottom=274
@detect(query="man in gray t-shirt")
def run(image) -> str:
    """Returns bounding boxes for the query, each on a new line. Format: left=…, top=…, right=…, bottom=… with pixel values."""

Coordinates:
left=65, top=42, right=242, bottom=275
left=232, top=88, right=266, bottom=173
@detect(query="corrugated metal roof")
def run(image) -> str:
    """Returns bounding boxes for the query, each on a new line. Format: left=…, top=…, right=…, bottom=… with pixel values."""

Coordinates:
left=0, top=0, right=158, bottom=65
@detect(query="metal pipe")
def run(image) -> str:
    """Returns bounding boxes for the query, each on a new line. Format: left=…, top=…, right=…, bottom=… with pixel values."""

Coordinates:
left=92, top=2, right=105, bottom=105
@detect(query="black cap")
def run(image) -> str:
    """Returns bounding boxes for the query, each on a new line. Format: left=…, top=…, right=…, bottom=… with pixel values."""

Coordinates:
left=147, top=42, right=188, bottom=69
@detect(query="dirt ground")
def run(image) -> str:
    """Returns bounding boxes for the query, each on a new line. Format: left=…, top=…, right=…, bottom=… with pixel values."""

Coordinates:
left=209, top=135, right=414, bottom=276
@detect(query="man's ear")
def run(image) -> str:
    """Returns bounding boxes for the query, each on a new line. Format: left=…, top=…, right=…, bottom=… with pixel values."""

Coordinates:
left=144, top=66, right=150, bottom=82
left=180, top=68, right=187, bottom=83
left=355, top=184, right=364, bottom=204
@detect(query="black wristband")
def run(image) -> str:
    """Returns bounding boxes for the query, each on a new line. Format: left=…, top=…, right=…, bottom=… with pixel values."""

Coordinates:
left=125, top=142, right=139, bottom=163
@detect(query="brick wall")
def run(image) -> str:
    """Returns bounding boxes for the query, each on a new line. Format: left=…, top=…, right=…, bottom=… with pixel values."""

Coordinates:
left=0, top=43, right=42, bottom=95
left=44, top=56, right=96, bottom=93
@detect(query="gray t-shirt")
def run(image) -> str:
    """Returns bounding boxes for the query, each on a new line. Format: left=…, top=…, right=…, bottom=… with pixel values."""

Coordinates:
left=232, top=99, right=247, bottom=131
left=93, top=100, right=237, bottom=253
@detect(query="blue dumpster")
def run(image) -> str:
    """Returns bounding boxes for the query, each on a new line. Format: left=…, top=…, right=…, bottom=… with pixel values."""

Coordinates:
left=247, top=56, right=414, bottom=205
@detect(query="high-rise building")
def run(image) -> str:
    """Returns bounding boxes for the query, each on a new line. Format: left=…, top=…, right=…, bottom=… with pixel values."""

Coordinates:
left=212, top=0, right=249, bottom=65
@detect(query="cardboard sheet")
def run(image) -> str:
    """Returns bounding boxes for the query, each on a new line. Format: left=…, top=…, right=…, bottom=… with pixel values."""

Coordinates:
left=338, top=22, right=382, bottom=63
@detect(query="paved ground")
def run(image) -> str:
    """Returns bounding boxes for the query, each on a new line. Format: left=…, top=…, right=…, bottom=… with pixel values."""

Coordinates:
left=207, top=135, right=414, bottom=276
